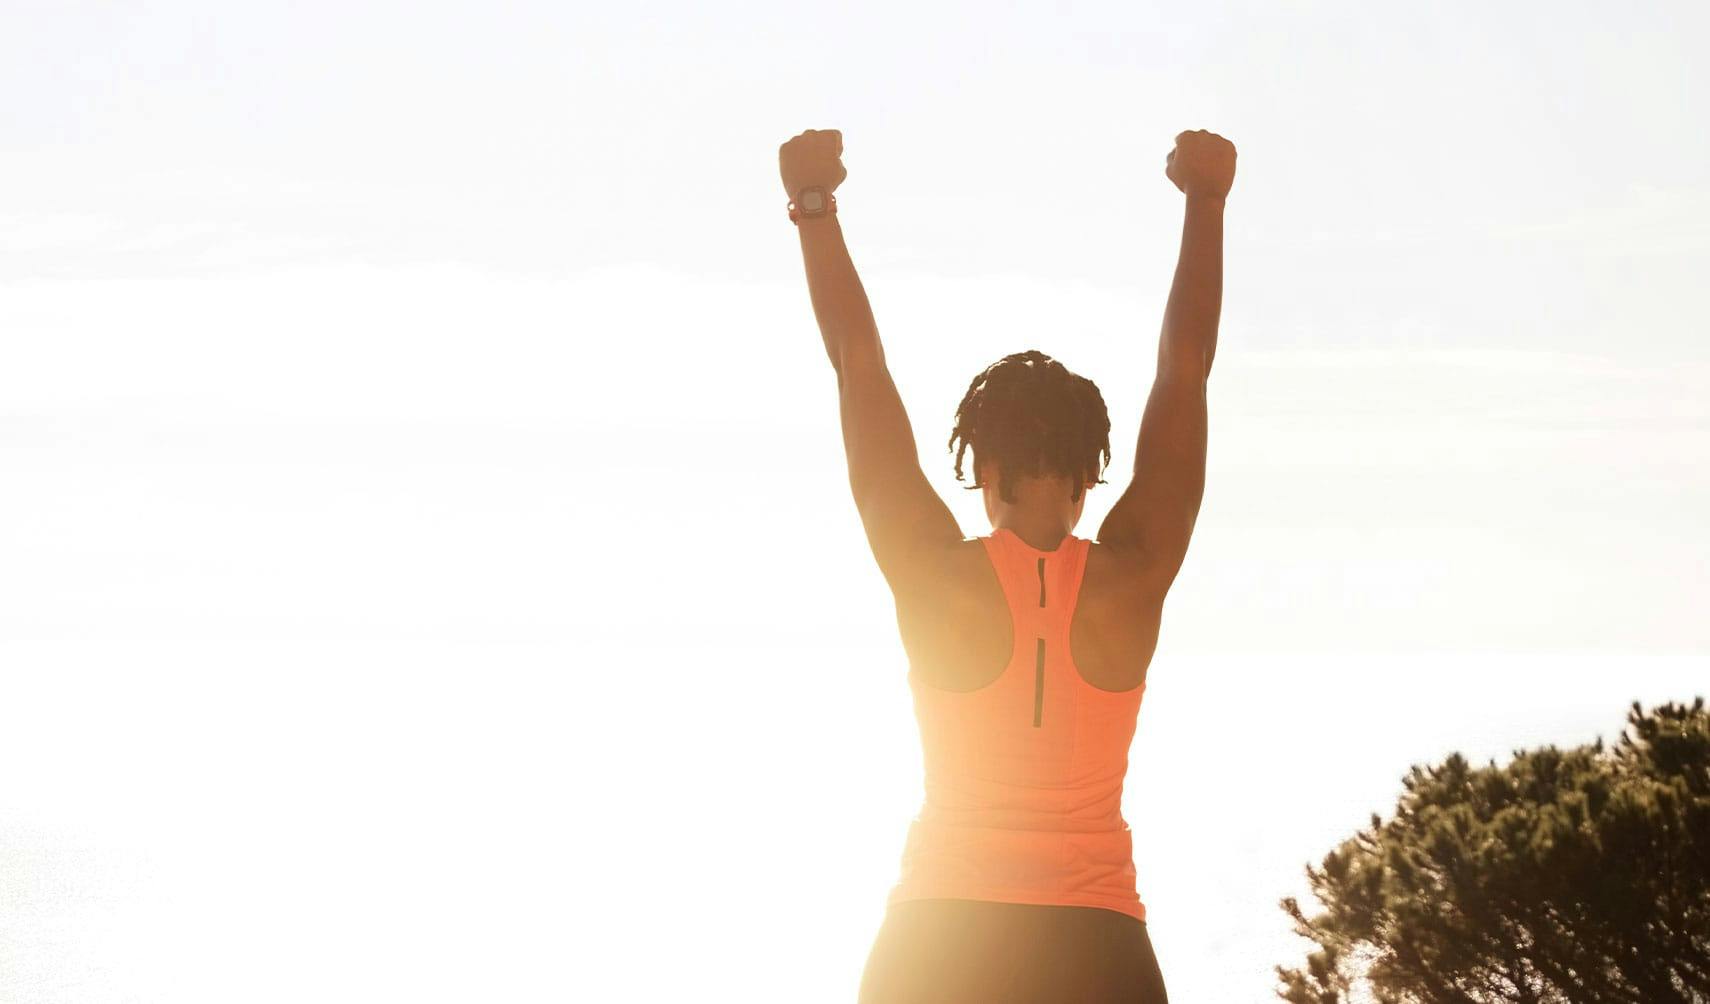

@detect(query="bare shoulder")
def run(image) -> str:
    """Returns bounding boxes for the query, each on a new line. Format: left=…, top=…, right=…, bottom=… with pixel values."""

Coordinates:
left=888, top=534, right=996, bottom=605
left=1082, top=538, right=1171, bottom=611
left=887, top=535, right=1016, bottom=689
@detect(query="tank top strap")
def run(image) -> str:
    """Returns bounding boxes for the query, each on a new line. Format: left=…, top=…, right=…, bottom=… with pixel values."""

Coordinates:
left=977, top=529, right=1092, bottom=635
left=1051, top=535, right=1093, bottom=635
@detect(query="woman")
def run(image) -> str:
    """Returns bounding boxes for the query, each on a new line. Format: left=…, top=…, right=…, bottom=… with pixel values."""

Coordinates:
left=781, top=127, right=1234, bottom=1003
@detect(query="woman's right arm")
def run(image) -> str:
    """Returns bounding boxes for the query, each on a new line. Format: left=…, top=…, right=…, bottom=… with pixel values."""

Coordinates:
left=1097, top=130, right=1236, bottom=599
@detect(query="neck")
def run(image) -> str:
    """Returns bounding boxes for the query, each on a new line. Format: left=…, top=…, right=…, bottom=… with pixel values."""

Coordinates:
left=992, top=514, right=1073, bottom=551
left=981, top=470, right=1083, bottom=550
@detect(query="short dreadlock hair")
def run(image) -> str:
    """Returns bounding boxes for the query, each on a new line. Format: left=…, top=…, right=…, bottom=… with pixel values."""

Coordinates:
left=947, top=350, right=1112, bottom=506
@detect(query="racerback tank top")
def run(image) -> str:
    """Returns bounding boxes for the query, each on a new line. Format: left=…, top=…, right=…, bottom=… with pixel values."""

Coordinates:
left=885, top=527, right=1148, bottom=922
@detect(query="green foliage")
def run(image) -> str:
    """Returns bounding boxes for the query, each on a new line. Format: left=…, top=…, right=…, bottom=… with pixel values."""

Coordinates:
left=1276, top=698, right=1710, bottom=1003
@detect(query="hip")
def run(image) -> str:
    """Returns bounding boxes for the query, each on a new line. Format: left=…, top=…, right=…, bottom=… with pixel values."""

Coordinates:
left=859, top=897, right=1168, bottom=1004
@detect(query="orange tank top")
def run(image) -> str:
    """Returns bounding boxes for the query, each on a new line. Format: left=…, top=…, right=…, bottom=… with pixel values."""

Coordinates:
left=885, top=527, right=1148, bottom=922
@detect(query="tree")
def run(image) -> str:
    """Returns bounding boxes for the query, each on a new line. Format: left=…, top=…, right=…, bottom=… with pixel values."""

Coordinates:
left=1276, top=698, right=1710, bottom=1003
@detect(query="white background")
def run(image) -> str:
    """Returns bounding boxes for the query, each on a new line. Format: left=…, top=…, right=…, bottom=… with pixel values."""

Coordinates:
left=2, top=1, right=1707, bottom=1000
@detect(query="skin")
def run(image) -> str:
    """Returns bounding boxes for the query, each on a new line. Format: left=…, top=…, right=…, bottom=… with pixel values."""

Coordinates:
left=782, top=127, right=1234, bottom=693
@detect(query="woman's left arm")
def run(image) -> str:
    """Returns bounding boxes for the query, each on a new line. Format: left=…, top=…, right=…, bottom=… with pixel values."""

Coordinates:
left=781, top=129, right=963, bottom=590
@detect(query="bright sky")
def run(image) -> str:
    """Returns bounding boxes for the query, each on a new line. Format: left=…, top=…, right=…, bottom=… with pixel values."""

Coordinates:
left=2, top=1, right=1707, bottom=1001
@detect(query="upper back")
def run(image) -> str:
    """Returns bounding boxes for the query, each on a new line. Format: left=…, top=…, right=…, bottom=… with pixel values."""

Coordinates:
left=895, top=528, right=1158, bottom=834
left=892, top=527, right=1165, bottom=697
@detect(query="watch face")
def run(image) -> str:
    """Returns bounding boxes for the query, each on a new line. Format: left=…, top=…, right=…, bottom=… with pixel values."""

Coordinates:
left=800, top=189, right=825, bottom=211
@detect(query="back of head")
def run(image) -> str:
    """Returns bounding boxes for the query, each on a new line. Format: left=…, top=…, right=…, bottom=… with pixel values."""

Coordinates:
left=947, top=349, right=1112, bottom=505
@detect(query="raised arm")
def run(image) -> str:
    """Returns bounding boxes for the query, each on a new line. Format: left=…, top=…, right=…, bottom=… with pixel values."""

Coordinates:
left=780, top=129, right=962, bottom=592
left=1098, top=129, right=1237, bottom=598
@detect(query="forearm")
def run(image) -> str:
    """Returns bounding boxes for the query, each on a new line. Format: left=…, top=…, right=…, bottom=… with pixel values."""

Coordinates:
left=796, top=215, right=884, bottom=376
left=1157, top=195, right=1225, bottom=379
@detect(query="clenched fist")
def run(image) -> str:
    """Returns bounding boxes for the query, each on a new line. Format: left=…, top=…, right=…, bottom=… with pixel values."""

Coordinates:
left=779, top=128, right=847, bottom=202
left=1165, top=129, right=1236, bottom=202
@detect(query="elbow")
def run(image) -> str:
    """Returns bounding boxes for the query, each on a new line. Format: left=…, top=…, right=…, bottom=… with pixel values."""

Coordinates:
left=1157, top=338, right=1214, bottom=385
left=838, top=344, right=888, bottom=381
left=1158, top=353, right=1211, bottom=387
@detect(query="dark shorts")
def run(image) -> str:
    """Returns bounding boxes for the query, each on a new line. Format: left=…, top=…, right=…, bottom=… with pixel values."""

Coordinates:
left=858, top=897, right=1168, bottom=1003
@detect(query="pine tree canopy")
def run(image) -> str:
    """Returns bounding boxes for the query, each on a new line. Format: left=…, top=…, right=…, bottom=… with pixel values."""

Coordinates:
left=1276, top=697, right=1710, bottom=1003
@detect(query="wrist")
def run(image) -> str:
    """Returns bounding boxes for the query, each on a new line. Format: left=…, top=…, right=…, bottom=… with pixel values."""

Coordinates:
left=795, top=213, right=840, bottom=231
left=788, top=187, right=837, bottom=226
left=1185, top=193, right=1227, bottom=210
